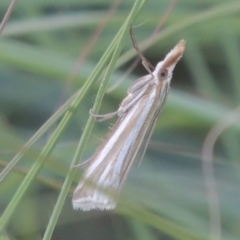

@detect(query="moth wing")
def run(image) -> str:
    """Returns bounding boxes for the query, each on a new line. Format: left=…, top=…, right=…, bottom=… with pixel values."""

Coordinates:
left=135, top=113, right=158, bottom=167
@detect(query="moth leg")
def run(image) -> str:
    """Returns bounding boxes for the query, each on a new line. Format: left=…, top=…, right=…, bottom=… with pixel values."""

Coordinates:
left=128, top=74, right=153, bottom=94
left=130, top=25, right=154, bottom=75
left=118, top=85, right=149, bottom=116
left=89, top=109, right=119, bottom=122
left=72, top=161, right=87, bottom=168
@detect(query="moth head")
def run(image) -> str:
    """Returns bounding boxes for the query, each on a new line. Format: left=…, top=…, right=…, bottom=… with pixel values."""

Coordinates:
left=153, top=40, right=185, bottom=83
left=153, top=62, right=171, bottom=83
left=157, top=67, right=169, bottom=82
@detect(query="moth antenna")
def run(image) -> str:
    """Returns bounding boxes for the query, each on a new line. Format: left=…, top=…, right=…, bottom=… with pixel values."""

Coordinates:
left=130, top=24, right=154, bottom=75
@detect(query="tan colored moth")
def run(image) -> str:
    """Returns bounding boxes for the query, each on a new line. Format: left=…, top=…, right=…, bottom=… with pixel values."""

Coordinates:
left=73, top=28, right=185, bottom=211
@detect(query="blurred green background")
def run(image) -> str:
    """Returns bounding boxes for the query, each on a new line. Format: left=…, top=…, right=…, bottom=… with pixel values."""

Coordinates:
left=1, top=0, right=240, bottom=239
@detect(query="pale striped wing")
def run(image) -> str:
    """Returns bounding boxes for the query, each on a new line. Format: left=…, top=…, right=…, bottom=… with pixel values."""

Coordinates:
left=72, top=83, right=157, bottom=210
left=72, top=39, right=185, bottom=211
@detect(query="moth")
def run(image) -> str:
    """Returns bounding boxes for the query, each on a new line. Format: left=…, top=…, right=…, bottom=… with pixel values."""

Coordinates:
left=72, top=29, right=185, bottom=211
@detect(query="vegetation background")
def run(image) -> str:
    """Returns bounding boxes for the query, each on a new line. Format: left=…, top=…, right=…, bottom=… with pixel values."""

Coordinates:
left=0, top=0, right=240, bottom=239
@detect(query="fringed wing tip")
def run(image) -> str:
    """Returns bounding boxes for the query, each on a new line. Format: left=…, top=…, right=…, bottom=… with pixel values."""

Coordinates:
left=72, top=198, right=116, bottom=211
